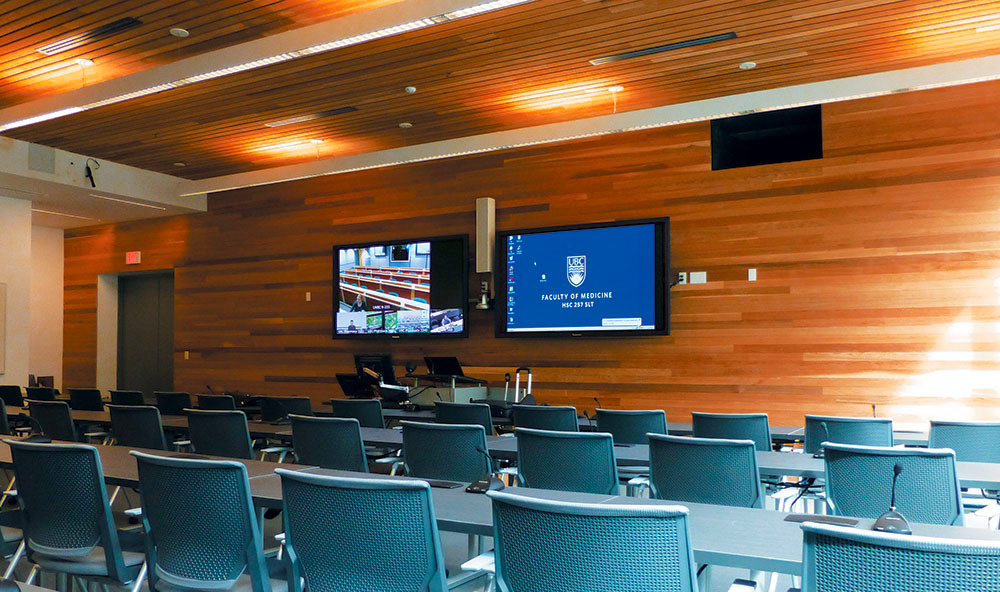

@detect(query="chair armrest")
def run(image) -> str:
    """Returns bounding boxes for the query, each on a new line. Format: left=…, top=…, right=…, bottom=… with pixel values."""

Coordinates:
left=260, top=446, right=291, bottom=453
left=124, top=507, right=143, bottom=517
left=727, top=579, right=758, bottom=591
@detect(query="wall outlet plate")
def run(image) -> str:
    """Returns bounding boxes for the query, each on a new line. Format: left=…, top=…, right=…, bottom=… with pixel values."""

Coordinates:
left=690, top=271, right=707, bottom=284
left=677, top=272, right=687, bottom=284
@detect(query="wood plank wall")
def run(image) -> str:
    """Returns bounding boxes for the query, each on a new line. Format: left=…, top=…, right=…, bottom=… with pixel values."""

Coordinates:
left=64, top=79, right=1000, bottom=428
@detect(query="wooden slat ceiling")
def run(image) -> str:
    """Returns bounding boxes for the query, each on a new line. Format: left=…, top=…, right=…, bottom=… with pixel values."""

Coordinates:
left=0, top=0, right=402, bottom=109
left=6, top=0, right=1000, bottom=179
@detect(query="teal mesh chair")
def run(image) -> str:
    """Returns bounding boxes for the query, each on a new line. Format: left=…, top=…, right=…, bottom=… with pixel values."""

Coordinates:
left=801, top=521, right=1000, bottom=592
left=110, top=391, right=146, bottom=406
left=68, top=388, right=105, bottom=411
left=511, top=405, right=579, bottom=432
left=488, top=490, right=697, bottom=592
left=804, top=415, right=893, bottom=454
left=824, top=443, right=963, bottom=525
left=289, top=415, right=367, bottom=472
left=108, top=405, right=169, bottom=450
left=197, top=394, right=236, bottom=410
left=25, top=387, right=56, bottom=402
left=595, top=409, right=667, bottom=444
left=929, top=421, right=1000, bottom=463
left=276, top=470, right=447, bottom=592
left=691, top=412, right=772, bottom=451
left=261, top=397, right=313, bottom=422
left=435, top=401, right=494, bottom=434
left=186, top=409, right=254, bottom=459
left=28, top=400, right=79, bottom=441
left=649, top=434, right=764, bottom=508
left=7, top=440, right=147, bottom=592
left=401, top=421, right=490, bottom=483
left=0, top=386, right=23, bottom=408
left=131, top=452, right=286, bottom=592
left=154, top=392, right=191, bottom=416
left=329, top=399, right=385, bottom=428
left=0, top=398, right=10, bottom=436
left=515, top=427, right=618, bottom=495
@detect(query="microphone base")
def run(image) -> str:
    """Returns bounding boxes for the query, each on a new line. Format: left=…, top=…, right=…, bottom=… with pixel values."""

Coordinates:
left=873, top=510, right=912, bottom=535
left=465, top=475, right=505, bottom=494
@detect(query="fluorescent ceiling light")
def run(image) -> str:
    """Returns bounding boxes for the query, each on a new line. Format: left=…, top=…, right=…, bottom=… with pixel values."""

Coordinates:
left=31, top=208, right=97, bottom=220
left=89, top=193, right=167, bottom=210
left=1, top=0, right=534, bottom=133
left=256, top=139, right=325, bottom=151
left=37, top=18, right=142, bottom=55
left=977, top=22, right=1000, bottom=32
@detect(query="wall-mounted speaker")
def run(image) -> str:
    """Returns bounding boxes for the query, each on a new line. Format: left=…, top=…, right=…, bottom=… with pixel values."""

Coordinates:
left=476, top=197, right=495, bottom=273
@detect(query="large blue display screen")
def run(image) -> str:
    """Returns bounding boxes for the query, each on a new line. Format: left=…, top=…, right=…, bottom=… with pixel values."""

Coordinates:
left=503, top=224, right=658, bottom=333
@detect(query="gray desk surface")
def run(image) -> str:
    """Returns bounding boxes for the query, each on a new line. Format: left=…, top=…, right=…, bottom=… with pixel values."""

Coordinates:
left=247, top=467, right=1000, bottom=575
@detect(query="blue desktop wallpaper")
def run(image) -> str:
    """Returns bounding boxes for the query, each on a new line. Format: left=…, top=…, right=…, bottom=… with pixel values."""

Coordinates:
left=504, top=224, right=657, bottom=332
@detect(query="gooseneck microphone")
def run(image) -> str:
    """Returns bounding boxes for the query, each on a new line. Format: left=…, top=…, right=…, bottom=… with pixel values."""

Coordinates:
left=873, top=463, right=912, bottom=534
left=465, top=445, right=505, bottom=494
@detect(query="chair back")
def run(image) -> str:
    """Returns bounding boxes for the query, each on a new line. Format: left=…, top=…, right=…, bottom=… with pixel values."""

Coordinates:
left=401, top=421, right=490, bottom=483
left=435, top=401, right=494, bottom=433
left=804, top=415, right=893, bottom=454
left=290, top=415, right=367, bottom=472
left=108, top=405, right=168, bottom=450
left=277, top=470, right=447, bottom=592
left=68, top=388, right=105, bottom=411
left=197, top=394, right=236, bottom=410
left=329, top=398, right=384, bottom=428
left=691, top=412, right=772, bottom=451
left=649, top=434, right=764, bottom=508
left=110, top=390, right=146, bottom=406
left=131, top=452, right=271, bottom=592
left=0, top=399, right=10, bottom=436
left=515, top=427, right=617, bottom=495
left=187, top=409, right=254, bottom=459
left=511, top=405, right=579, bottom=431
left=489, top=491, right=697, bottom=592
left=801, top=521, right=1000, bottom=592
left=261, top=397, right=313, bottom=421
left=824, top=443, right=963, bottom=526
left=0, top=385, right=24, bottom=408
left=25, top=387, right=56, bottom=401
left=155, top=392, right=191, bottom=416
left=28, top=400, right=77, bottom=441
left=595, top=409, right=667, bottom=444
left=929, top=421, right=1000, bottom=464
left=7, top=440, right=133, bottom=582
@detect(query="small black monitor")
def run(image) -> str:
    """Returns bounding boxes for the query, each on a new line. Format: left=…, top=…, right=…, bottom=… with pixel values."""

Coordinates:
left=36, top=376, right=55, bottom=388
left=353, top=354, right=397, bottom=385
left=424, top=356, right=464, bottom=377
left=336, top=373, right=375, bottom=398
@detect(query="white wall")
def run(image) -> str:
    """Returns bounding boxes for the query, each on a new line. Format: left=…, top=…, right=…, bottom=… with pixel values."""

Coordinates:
left=0, top=195, right=32, bottom=386
left=30, top=225, right=63, bottom=389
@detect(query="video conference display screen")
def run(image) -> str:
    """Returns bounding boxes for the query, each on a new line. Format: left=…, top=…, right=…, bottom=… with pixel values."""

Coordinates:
left=333, top=236, right=467, bottom=337
left=496, top=219, right=669, bottom=337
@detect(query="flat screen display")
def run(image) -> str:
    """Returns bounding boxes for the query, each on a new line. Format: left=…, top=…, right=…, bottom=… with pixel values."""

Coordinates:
left=496, top=219, right=668, bottom=337
left=333, top=236, right=467, bottom=337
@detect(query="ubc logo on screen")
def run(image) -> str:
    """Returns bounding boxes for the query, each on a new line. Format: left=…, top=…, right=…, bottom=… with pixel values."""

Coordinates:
left=566, top=255, right=586, bottom=287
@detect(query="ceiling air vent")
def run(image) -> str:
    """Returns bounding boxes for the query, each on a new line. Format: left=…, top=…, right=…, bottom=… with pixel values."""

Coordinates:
left=264, top=106, right=359, bottom=128
left=590, top=32, right=737, bottom=65
left=37, top=17, right=143, bottom=56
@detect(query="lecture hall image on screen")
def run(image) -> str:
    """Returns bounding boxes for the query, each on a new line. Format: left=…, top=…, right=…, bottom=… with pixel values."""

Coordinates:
left=336, top=242, right=463, bottom=335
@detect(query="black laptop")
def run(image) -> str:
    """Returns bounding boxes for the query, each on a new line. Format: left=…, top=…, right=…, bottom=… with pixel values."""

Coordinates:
left=424, top=356, right=464, bottom=377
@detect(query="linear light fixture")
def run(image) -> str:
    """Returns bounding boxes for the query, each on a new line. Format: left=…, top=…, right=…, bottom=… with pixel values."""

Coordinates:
left=31, top=208, right=97, bottom=220
left=37, top=17, right=143, bottom=55
left=977, top=22, right=1000, bottom=32
left=256, top=139, right=325, bottom=151
left=89, top=193, right=167, bottom=210
left=0, top=0, right=534, bottom=133
left=590, top=32, right=738, bottom=65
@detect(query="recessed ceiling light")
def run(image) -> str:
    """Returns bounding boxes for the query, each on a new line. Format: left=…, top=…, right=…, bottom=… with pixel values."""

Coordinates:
left=607, top=86, right=624, bottom=93
left=173, top=162, right=186, bottom=167
left=590, top=32, right=737, bottom=65
left=31, top=208, right=97, bottom=220
left=264, top=106, right=358, bottom=128
left=89, top=193, right=167, bottom=210
left=739, top=61, right=757, bottom=70
left=73, top=58, right=94, bottom=67
left=977, top=22, right=1000, bottom=32
left=404, top=86, right=417, bottom=94
left=169, top=28, right=190, bottom=38
left=257, top=139, right=325, bottom=151
left=399, top=122, right=413, bottom=128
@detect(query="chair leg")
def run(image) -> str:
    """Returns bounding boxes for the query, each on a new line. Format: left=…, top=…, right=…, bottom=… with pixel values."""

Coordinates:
left=2, top=541, right=24, bottom=579
left=0, top=475, right=16, bottom=507
left=25, top=564, right=38, bottom=585
left=108, top=486, right=121, bottom=507
left=129, top=562, right=148, bottom=592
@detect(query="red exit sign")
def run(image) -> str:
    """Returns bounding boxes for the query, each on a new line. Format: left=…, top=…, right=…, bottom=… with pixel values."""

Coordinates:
left=125, top=251, right=141, bottom=265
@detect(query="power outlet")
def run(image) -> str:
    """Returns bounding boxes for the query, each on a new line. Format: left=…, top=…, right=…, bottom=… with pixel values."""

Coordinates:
left=677, top=272, right=687, bottom=285
left=305, top=291, right=312, bottom=302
